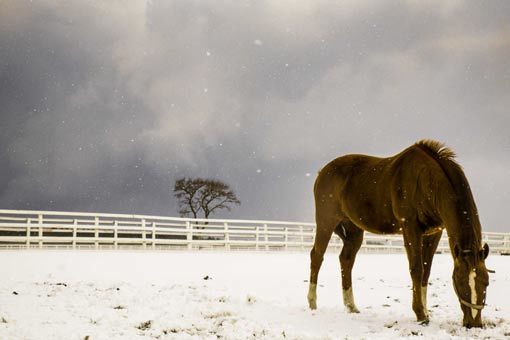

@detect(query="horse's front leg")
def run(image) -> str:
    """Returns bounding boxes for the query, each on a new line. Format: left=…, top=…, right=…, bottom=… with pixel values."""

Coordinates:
left=421, top=230, right=443, bottom=317
left=402, top=226, right=428, bottom=323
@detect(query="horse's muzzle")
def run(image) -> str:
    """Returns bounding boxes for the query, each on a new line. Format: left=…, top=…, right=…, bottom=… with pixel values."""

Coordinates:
left=463, top=319, right=483, bottom=328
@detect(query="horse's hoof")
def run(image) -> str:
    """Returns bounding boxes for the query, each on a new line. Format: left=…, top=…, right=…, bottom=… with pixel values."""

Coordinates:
left=346, top=305, right=360, bottom=313
left=418, top=318, right=430, bottom=326
left=308, top=300, right=317, bottom=310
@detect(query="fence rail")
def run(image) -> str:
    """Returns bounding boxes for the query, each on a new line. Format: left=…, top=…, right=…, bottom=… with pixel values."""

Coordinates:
left=0, top=209, right=509, bottom=254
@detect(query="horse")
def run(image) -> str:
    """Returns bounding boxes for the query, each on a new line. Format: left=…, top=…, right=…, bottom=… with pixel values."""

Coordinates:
left=307, top=140, right=490, bottom=328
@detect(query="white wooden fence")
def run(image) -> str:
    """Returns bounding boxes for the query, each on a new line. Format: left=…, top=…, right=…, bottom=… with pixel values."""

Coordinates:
left=0, top=209, right=509, bottom=254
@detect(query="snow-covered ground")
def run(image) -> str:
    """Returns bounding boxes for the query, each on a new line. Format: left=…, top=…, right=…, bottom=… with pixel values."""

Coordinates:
left=0, top=250, right=508, bottom=339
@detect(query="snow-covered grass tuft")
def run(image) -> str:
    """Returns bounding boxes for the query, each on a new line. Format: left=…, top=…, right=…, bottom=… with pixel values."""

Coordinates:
left=0, top=250, right=508, bottom=339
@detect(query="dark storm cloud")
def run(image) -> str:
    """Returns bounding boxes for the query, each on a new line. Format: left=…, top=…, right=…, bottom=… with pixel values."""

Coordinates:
left=0, top=0, right=509, bottom=231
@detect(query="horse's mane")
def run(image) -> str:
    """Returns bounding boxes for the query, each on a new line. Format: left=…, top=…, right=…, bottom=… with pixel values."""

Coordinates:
left=415, top=139, right=481, bottom=249
left=414, top=140, right=466, bottom=195
left=415, top=139, right=457, bottom=163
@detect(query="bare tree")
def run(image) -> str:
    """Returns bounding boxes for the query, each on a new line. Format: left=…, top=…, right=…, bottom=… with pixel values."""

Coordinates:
left=173, top=178, right=206, bottom=218
left=173, top=177, right=240, bottom=219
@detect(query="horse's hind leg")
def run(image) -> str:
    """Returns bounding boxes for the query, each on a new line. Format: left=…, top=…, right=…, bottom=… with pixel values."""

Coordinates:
left=308, top=214, right=339, bottom=310
left=421, top=230, right=443, bottom=316
left=336, top=220, right=364, bottom=313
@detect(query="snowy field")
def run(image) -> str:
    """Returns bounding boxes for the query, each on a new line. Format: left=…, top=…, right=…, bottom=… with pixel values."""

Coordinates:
left=0, top=250, right=509, bottom=339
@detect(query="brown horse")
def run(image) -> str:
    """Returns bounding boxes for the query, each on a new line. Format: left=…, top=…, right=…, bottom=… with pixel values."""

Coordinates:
left=307, top=140, right=490, bottom=328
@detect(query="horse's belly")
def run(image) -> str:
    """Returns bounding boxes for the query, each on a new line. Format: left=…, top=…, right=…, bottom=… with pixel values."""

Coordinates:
left=354, top=220, right=402, bottom=235
left=345, top=206, right=401, bottom=235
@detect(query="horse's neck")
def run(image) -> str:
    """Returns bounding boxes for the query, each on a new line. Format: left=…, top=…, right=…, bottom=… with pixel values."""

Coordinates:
left=442, top=202, right=482, bottom=251
left=433, top=157, right=482, bottom=250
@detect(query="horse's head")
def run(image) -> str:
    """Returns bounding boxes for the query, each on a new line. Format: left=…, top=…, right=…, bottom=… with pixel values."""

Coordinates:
left=452, top=243, right=490, bottom=328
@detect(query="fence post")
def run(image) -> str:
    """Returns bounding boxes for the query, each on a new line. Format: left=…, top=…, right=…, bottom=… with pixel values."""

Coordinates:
left=114, top=220, right=118, bottom=250
left=186, top=221, right=192, bottom=250
left=38, top=214, right=43, bottom=248
left=72, top=219, right=77, bottom=249
left=264, top=224, right=269, bottom=251
left=26, top=218, right=31, bottom=248
left=255, top=226, right=259, bottom=251
left=284, top=227, right=288, bottom=251
left=299, top=225, right=304, bottom=251
left=152, top=222, right=156, bottom=250
left=224, top=222, right=230, bottom=251
left=141, top=219, right=146, bottom=249
left=94, top=216, right=99, bottom=250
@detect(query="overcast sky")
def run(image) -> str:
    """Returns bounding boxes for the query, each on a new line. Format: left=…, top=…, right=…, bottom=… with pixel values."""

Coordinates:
left=1, top=1, right=509, bottom=231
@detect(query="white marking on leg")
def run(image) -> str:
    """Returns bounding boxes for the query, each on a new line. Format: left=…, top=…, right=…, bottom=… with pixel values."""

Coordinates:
left=308, top=283, right=317, bottom=309
left=469, top=269, right=478, bottom=318
left=343, top=287, right=359, bottom=313
left=421, top=285, right=427, bottom=312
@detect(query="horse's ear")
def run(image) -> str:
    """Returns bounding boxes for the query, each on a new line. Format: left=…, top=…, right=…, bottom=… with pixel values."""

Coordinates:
left=453, top=244, right=460, bottom=258
left=481, top=243, right=489, bottom=260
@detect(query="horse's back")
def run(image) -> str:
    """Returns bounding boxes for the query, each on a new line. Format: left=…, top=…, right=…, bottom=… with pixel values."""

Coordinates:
left=317, top=154, right=385, bottom=180
left=316, top=152, right=393, bottom=187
